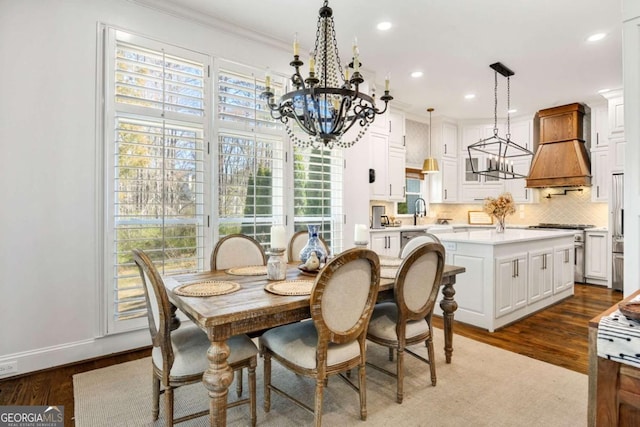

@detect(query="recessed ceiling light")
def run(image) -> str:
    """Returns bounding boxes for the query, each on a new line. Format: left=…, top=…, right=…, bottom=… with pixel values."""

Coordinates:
left=598, top=88, right=610, bottom=94
left=377, top=22, right=392, bottom=31
left=587, top=33, right=606, bottom=42
left=411, top=71, right=423, bottom=78
left=464, top=94, right=476, bottom=100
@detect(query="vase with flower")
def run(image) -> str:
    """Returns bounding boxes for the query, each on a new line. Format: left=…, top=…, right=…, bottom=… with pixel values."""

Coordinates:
left=483, top=192, right=516, bottom=233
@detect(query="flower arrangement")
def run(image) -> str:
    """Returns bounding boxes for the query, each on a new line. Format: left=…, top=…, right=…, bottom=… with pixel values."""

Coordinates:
left=483, top=192, right=516, bottom=232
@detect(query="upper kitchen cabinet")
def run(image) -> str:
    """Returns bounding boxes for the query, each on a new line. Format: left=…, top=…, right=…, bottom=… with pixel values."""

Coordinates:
left=601, top=90, right=625, bottom=173
left=388, top=111, right=406, bottom=148
left=590, top=102, right=609, bottom=148
left=460, top=124, right=503, bottom=202
left=590, top=147, right=610, bottom=202
left=430, top=116, right=458, bottom=158
left=429, top=157, right=458, bottom=203
left=369, top=130, right=406, bottom=202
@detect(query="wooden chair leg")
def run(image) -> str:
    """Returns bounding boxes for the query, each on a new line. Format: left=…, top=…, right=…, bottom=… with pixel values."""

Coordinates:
left=249, top=359, right=257, bottom=427
left=263, top=351, right=272, bottom=412
left=396, top=348, right=405, bottom=404
left=314, top=377, right=325, bottom=427
left=236, top=368, right=243, bottom=397
left=358, top=363, right=367, bottom=420
left=152, top=375, right=160, bottom=420
left=165, top=386, right=174, bottom=427
left=426, top=336, right=437, bottom=386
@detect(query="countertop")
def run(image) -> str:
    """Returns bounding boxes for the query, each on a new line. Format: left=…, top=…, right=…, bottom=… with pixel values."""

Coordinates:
left=369, top=224, right=608, bottom=233
left=434, top=229, right=577, bottom=245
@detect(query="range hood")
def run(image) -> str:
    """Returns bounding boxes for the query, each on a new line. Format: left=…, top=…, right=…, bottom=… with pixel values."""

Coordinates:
left=526, top=103, right=591, bottom=188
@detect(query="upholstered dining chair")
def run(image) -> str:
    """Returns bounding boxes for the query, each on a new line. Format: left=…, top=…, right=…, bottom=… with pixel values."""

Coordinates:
left=132, top=249, right=258, bottom=426
left=259, top=248, right=380, bottom=427
left=399, top=232, right=442, bottom=258
left=367, top=242, right=445, bottom=404
left=287, top=229, right=330, bottom=263
left=210, top=234, right=266, bottom=270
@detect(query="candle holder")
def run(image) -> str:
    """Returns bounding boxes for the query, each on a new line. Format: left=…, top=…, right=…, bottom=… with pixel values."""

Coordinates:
left=354, top=241, right=369, bottom=249
left=267, top=248, right=287, bottom=281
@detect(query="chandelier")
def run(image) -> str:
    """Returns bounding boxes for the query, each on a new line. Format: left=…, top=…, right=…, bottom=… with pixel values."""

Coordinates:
left=262, top=0, right=393, bottom=149
left=467, top=62, right=533, bottom=179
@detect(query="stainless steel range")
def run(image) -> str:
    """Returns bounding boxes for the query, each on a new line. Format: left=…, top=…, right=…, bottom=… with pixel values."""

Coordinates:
left=528, top=223, right=595, bottom=283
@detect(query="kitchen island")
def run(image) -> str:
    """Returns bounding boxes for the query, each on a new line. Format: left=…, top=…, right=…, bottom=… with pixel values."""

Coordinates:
left=433, top=229, right=576, bottom=332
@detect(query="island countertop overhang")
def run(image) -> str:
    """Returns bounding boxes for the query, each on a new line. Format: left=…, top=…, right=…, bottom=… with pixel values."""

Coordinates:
left=436, top=229, right=577, bottom=245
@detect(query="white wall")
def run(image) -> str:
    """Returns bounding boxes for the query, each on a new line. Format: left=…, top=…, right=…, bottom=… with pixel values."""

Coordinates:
left=0, top=0, right=300, bottom=375
left=623, top=0, right=640, bottom=295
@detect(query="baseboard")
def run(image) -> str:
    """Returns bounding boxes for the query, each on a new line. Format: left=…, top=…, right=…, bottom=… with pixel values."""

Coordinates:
left=0, top=329, right=150, bottom=379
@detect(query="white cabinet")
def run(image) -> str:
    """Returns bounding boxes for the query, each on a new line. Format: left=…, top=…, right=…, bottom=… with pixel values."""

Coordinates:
left=389, top=111, right=405, bottom=148
left=431, top=117, right=458, bottom=158
left=590, top=147, right=610, bottom=202
left=554, top=244, right=575, bottom=294
left=528, top=249, right=553, bottom=303
left=505, top=157, right=537, bottom=203
left=607, top=92, right=625, bottom=139
left=370, top=231, right=400, bottom=257
left=585, top=230, right=609, bottom=285
left=460, top=124, right=504, bottom=202
left=610, top=137, right=626, bottom=173
left=429, top=157, right=458, bottom=203
left=369, top=132, right=406, bottom=202
left=495, top=253, right=528, bottom=318
left=591, top=103, right=609, bottom=148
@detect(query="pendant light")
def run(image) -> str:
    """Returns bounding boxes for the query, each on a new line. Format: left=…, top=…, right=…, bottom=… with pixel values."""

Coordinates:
left=467, top=62, right=533, bottom=179
left=422, top=107, right=439, bottom=174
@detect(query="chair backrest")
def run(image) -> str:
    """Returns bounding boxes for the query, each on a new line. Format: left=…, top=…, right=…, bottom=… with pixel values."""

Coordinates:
left=132, top=249, right=174, bottom=377
left=310, top=248, right=380, bottom=350
left=395, top=242, right=445, bottom=323
left=288, top=230, right=330, bottom=262
left=211, top=234, right=266, bottom=270
left=400, top=233, right=442, bottom=258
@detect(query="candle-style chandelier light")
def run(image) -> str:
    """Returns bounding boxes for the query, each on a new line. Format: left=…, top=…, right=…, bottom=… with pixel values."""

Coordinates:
left=262, top=0, right=393, bottom=149
left=467, top=62, right=533, bottom=179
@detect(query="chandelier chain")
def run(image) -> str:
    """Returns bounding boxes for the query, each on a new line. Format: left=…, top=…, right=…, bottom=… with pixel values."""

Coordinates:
left=493, top=70, right=498, bottom=133
left=506, top=76, right=511, bottom=140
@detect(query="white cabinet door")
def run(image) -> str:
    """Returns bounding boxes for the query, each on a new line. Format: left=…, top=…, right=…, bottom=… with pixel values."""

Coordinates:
left=554, top=244, right=574, bottom=294
left=369, top=132, right=389, bottom=200
left=607, top=93, right=624, bottom=139
left=591, top=103, right=609, bottom=148
left=389, top=111, right=405, bottom=148
left=431, top=117, right=458, bottom=158
left=611, top=137, right=626, bottom=173
left=585, top=231, right=608, bottom=280
left=388, top=146, right=406, bottom=201
left=591, top=147, right=610, bottom=202
left=495, top=253, right=527, bottom=318
left=505, top=157, right=535, bottom=203
left=429, top=157, right=458, bottom=203
left=528, top=249, right=553, bottom=303
left=509, top=120, right=533, bottom=152
left=370, top=232, right=400, bottom=257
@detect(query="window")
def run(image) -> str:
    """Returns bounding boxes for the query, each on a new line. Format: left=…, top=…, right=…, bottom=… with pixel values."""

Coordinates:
left=215, top=63, right=285, bottom=247
left=293, top=146, right=344, bottom=253
left=104, top=29, right=209, bottom=332
left=397, top=173, right=425, bottom=215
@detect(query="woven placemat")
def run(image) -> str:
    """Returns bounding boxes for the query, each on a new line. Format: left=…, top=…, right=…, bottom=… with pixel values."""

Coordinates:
left=265, top=279, right=314, bottom=296
left=174, top=280, right=240, bottom=297
left=381, top=267, right=398, bottom=279
left=379, top=256, right=402, bottom=267
left=226, top=265, right=267, bottom=276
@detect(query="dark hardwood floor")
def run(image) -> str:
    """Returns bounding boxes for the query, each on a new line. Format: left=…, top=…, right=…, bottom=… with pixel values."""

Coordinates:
left=0, top=283, right=622, bottom=426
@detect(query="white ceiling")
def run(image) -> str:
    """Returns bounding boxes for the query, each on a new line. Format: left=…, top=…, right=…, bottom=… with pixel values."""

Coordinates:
left=140, top=0, right=623, bottom=122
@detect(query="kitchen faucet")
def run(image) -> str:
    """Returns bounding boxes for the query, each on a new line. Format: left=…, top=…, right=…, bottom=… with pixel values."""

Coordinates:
left=414, top=197, right=427, bottom=226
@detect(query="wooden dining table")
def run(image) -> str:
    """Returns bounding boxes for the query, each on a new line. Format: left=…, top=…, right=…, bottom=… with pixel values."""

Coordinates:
left=164, top=262, right=466, bottom=426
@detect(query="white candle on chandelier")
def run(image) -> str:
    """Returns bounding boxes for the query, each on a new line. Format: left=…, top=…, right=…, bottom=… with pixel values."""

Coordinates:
left=352, top=37, right=359, bottom=72
left=270, top=225, right=286, bottom=250
left=293, top=32, right=299, bottom=56
left=265, top=69, right=271, bottom=89
left=385, top=73, right=390, bottom=91
left=309, top=53, right=315, bottom=74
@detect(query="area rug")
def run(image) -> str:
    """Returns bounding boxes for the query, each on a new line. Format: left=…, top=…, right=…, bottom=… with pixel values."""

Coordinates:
left=74, top=329, right=587, bottom=426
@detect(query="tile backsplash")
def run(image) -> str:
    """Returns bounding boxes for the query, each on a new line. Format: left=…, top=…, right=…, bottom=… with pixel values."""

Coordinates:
left=370, top=186, right=609, bottom=228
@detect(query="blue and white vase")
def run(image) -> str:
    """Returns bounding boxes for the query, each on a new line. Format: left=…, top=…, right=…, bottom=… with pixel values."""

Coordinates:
left=299, top=224, right=327, bottom=263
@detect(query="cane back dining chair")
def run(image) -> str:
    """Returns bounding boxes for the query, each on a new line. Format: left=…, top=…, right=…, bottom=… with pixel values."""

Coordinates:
left=399, top=232, right=441, bottom=259
left=287, top=230, right=330, bottom=263
left=259, top=248, right=380, bottom=426
left=366, top=242, right=445, bottom=404
left=132, top=249, right=258, bottom=426
left=210, top=234, right=266, bottom=271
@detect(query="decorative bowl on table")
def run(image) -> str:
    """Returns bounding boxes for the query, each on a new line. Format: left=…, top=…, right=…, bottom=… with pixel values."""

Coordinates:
left=298, top=264, right=324, bottom=276
left=619, top=301, right=640, bottom=321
